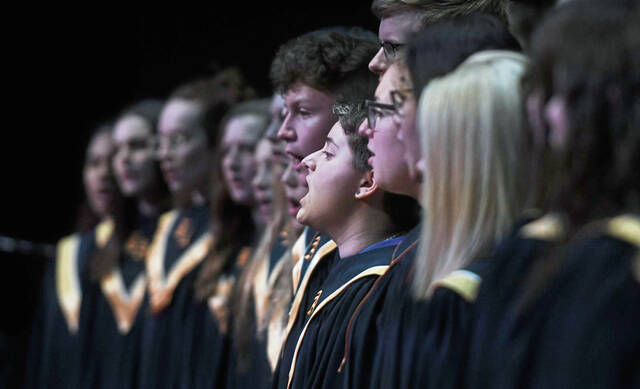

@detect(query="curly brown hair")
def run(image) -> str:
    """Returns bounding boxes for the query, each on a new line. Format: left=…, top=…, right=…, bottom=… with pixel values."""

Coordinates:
left=270, top=29, right=378, bottom=103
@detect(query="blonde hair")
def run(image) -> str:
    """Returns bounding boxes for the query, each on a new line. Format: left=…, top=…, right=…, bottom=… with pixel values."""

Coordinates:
left=413, top=50, right=528, bottom=299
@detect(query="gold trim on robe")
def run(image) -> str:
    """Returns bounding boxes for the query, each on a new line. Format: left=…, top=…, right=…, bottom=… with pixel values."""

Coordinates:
left=146, top=210, right=214, bottom=314
left=264, top=253, right=290, bottom=372
left=100, top=270, right=147, bottom=334
left=286, top=265, right=389, bottom=389
left=606, top=215, right=640, bottom=249
left=432, top=269, right=482, bottom=303
left=282, top=239, right=337, bottom=347
left=290, top=229, right=308, bottom=293
left=207, top=273, right=235, bottom=334
left=521, top=214, right=565, bottom=241
left=206, top=246, right=252, bottom=333
left=55, top=220, right=113, bottom=334
left=55, top=235, right=82, bottom=333
left=606, top=215, right=640, bottom=283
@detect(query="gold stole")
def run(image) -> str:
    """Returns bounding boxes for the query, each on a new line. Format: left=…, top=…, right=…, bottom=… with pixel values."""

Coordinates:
left=207, top=247, right=252, bottom=334
left=282, top=239, right=337, bottom=352
left=432, top=269, right=483, bottom=303
left=100, top=270, right=147, bottom=334
left=56, top=220, right=113, bottom=333
left=606, top=215, right=640, bottom=282
left=146, top=210, right=213, bottom=314
left=286, top=265, right=389, bottom=389
left=290, top=229, right=308, bottom=294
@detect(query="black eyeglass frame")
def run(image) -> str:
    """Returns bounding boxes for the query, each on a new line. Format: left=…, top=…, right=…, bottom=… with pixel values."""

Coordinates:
left=380, top=41, right=405, bottom=60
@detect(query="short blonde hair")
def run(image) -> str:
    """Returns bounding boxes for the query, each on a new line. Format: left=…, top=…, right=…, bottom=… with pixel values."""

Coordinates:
left=413, top=50, right=528, bottom=299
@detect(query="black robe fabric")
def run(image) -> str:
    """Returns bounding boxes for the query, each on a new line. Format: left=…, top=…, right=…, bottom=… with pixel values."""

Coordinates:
left=24, top=224, right=107, bottom=389
left=179, top=244, right=250, bottom=389
left=341, top=223, right=421, bottom=389
left=526, top=218, right=640, bottom=389
left=77, top=213, right=158, bottom=389
left=388, top=261, right=486, bottom=389
left=466, top=214, right=640, bottom=389
left=465, top=215, right=565, bottom=389
left=287, top=239, right=400, bottom=389
left=271, top=229, right=337, bottom=389
left=137, top=204, right=211, bottom=389
left=227, top=235, right=289, bottom=389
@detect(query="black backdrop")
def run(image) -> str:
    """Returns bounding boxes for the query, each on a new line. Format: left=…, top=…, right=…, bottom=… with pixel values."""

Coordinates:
left=2, top=3, right=379, bottom=244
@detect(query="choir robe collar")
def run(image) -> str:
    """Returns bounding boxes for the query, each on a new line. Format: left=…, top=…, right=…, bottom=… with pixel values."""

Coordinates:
left=286, top=239, right=401, bottom=389
left=291, top=227, right=334, bottom=293
left=99, top=212, right=158, bottom=334
left=311, top=236, right=404, bottom=314
left=253, top=236, right=289, bottom=331
left=146, top=204, right=213, bottom=314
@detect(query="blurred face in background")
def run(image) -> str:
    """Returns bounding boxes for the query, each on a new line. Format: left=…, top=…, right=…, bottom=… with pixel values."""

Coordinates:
left=221, top=114, right=264, bottom=206
left=156, top=98, right=210, bottom=198
left=83, top=131, right=116, bottom=219
left=266, top=93, right=286, bottom=143
left=112, top=114, right=157, bottom=197
left=252, top=137, right=280, bottom=224
left=281, top=158, right=308, bottom=220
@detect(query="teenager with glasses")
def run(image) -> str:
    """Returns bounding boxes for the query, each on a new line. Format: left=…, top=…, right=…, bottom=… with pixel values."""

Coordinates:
left=368, top=0, right=508, bottom=76
left=281, top=102, right=419, bottom=389
left=343, top=14, right=523, bottom=389
left=268, top=28, right=384, bottom=389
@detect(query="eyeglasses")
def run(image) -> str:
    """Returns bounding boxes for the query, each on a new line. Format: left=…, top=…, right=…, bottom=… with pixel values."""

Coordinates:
left=364, top=100, right=396, bottom=130
left=390, top=89, right=413, bottom=116
left=381, top=41, right=405, bottom=60
left=364, top=89, right=413, bottom=129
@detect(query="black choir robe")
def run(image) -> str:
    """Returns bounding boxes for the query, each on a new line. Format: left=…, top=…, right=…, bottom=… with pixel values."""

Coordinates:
left=227, top=234, right=289, bottom=389
left=179, top=244, right=251, bottom=389
left=286, top=238, right=402, bottom=389
left=468, top=214, right=640, bottom=389
left=341, top=223, right=421, bottom=389
left=24, top=221, right=112, bottom=389
left=137, top=204, right=212, bottom=389
left=465, top=214, right=565, bottom=389
left=527, top=214, right=640, bottom=389
left=389, top=263, right=485, bottom=389
left=271, top=227, right=337, bottom=389
left=78, top=213, right=158, bottom=389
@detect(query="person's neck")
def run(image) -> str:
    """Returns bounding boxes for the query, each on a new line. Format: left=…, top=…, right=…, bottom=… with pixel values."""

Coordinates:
left=329, top=206, right=395, bottom=259
left=138, top=190, right=164, bottom=217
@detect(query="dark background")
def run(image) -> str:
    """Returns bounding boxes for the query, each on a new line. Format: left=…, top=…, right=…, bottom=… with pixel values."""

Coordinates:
left=1, top=6, right=379, bottom=385
left=3, top=3, right=379, bottom=245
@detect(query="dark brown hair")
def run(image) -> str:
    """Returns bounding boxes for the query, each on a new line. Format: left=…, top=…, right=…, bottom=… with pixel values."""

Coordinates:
left=371, top=0, right=507, bottom=24
left=75, top=123, right=117, bottom=233
left=270, top=29, right=378, bottom=103
left=170, top=68, right=257, bottom=148
left=525, top=1, right=639, bottom=227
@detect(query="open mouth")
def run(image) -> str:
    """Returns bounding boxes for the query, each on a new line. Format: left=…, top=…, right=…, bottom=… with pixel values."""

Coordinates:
left=287, top=197, right=301, bottom=218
